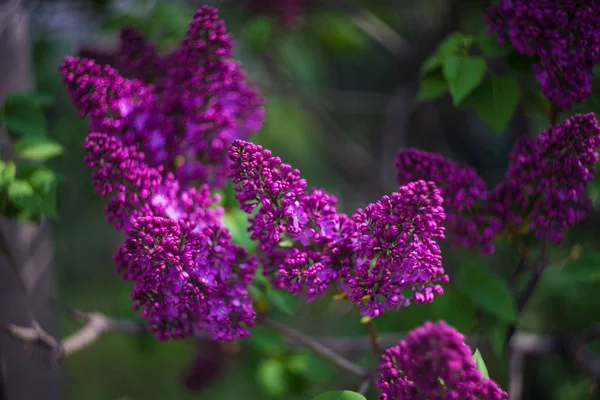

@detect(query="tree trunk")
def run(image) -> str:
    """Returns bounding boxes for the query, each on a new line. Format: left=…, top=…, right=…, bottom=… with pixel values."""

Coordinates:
left=0, top=1, right=64, bottom=399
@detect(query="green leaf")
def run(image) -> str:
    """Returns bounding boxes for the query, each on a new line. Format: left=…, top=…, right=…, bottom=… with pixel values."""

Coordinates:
left=14, top=139, right=64, bottom=161
left=420, top=54, right=441, bottom=77
left=244, top=16, right=276, bottom=51
left=0, top=161, right=16, bottom=190
left=476, top=33, right=511, bottom=57
left=26, top=168, right=58, bottom=218
left=443, top=55, right=487, bottom=106
left=437, top=32, right=475, bottom=60
left=431, top=286, right=474, bottom=333
left=456, top=263, right=517, bottom=323
left=256, top=358, right=288, bottom=397
left=8, top=180, right=37, bottom=211
left=417, top=71, right=449, bottom=102
left=472, top=349, right=490, bottom=378
left=316, top=14, right=366, bottom=55
left=507, top=52, right=535, bottom=73
left=3, top=93, right=47, bottom=138
left=311, top=390, right=367, bottom=400
left=467, top=76, right=521, bottom=134
left=266, top=287, right=300, bottom=316
left=562, top=250, right=600, bottom=282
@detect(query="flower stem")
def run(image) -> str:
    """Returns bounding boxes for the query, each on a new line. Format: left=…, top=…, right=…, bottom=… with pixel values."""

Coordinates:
left=366, top=318, right=382, bottom=356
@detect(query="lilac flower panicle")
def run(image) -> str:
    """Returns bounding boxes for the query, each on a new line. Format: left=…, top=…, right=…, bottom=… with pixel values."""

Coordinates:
left=60, top=56, right=152, bottom=132
left=377, top=321, right=508, bottom=400
left=488, top=113, right=600, bottom=243
left=347, top=180, right=449, bottom=317
left=486, top=1, right=600, bottom=109
left=61, top=5, right=265, bottom=189
left=117, top=217, right=257, bottom=341
left=396, top=149, right=499, bottom=255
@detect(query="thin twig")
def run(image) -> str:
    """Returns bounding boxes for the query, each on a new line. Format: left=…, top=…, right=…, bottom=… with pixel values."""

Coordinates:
left=516, top=240, right=548, bottom=313
left=257, top=316, right=369, bottom=378
left=365, top=319, right=382, bottom=356
left=357, top=378, right=371, bottom=395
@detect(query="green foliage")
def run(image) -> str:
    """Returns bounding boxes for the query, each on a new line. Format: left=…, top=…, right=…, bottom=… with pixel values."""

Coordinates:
left=311, top=390, right=367, bottom=400
left=476, top=32, right=511, bottom=57
left=314, top=13, right=367, bottom=55
left=416, top=70, right=449, bottom=102
left=243, top=16, right=276, bottom=51
left=466, top=76, right=521, bottom=134
left=561, top=249, right=600, bottom=283
left=256, top=358, right=288, bottom=397
left=472, top=349, right=490, bottom=378
left=14, top=138, right=63, bottom=161
left=456, top=263, right=517, bottom=324
left=443, top=55, right=487, bottom=106
left=1, top=92, right=50, bottom=139
left=431, top=286, right=475, bottom=333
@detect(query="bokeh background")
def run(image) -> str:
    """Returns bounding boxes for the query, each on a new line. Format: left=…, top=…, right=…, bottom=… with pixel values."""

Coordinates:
left=1, top=0, right=600, bottom=399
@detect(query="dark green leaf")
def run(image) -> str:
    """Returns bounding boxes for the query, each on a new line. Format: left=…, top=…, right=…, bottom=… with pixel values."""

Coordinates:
left=420, top=54, right=441, bottom=77
left=431, top=286, right=474, bottom=333
left=472, top=349, right=490, bottom=378
left=480, top=312, right=508, bottom=357
left=244, top=16, right=276, bottom=51
left=266, top=287, right=300, bottom=316
left=443, top=55, right=487, bottom=106
left=256, top=358, right=288, bottom=397
left=316, top=14, right=366, bottom=54
left=26, top=168, right=58, bottom=218
left=562, top=250, right=600, bottom=282
left=476, top=33, right=511, bottom=57
left=456, top=263, right=517, bottom=323
left=14, top=139, right=64, bottom=161
left=417, top=71, right=448, bottom=102
left=3, top=93, right=47, bottom=138
left=0, top=161, right=16, bottom=190
left=287, top=352, right=335, bottom=383
left=507, top=52, right=535, bottom=73
left=311, top=391, right=367, bottom=400
left=8, top=180, right=37, bottom=211
left=467, top=76, right=521, bottom=134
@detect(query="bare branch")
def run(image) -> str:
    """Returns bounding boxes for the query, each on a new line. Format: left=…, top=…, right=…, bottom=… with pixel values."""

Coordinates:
left=258, top=316, right=369, bottom=378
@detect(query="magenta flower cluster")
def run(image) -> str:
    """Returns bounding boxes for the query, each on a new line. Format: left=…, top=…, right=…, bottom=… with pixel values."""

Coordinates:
left=486, top=0, right=600, bottom=109
left=61, top=5, right=264, bottom=189
left=396, top=149, right=498, bottom=255
left=377, top=321, right=508, bottom=400
left=64, top=6, right=264, bottom=341
left=229, top=140, right=449, bottom=317
left=396, top=113, right=600, bottom=251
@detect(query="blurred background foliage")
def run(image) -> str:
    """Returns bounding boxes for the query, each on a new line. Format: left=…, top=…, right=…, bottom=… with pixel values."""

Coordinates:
left=6, top=0, right=600, bottom=398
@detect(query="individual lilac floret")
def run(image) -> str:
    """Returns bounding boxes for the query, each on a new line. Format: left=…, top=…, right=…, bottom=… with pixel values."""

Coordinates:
left=347, top=180, right=448, bottom=317
left=488, top=113, right=600, bottom=243
left=396, top=149, right=499, bottom=255
left=117, top=216, right=257, bottom=341
left=377, top=321, right=508, bottom=400
left=486, top=1, right=600, bottom=109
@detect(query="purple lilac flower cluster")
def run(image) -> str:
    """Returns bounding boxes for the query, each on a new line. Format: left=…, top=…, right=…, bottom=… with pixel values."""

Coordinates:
left=395, top=113, right=600, bottom=250
left=396, top=149, right=499, bottom=255
left=65, top=7, right=265, bottom=341
left=377, top=321, right=508, bottom=400
left=61, top=6, right=264, bottom=189
left=84, top=132, right=257, bottom=341
left=229, top=140, right=449, bottom=316
left=486, top=0, right=600, bottom=109
left=488, top=112, right=600, bottom=243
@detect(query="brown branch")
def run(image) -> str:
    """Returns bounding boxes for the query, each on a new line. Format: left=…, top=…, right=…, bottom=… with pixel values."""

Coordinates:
left=257, top=316, right=369, bottom=378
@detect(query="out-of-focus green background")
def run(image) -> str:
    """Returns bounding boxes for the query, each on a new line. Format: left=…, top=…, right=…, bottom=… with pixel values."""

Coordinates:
left=11, top=0, right=600, bottom=399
